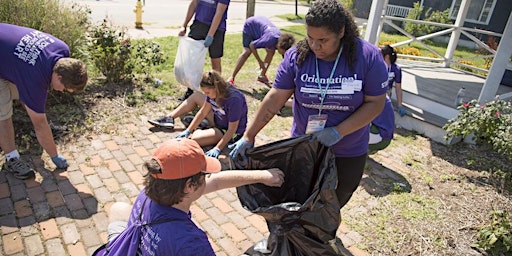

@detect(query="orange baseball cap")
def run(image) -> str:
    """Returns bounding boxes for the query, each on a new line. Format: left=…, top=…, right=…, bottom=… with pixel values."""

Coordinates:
left=151, top=138, right=221, bottom=180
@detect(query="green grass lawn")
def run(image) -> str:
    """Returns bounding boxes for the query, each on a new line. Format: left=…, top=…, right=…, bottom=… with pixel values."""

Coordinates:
left=143, top=19, right=491, bottom=102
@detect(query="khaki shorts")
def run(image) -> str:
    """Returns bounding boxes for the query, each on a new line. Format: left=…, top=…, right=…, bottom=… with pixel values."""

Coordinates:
left=0, top=79, right=19, bottom=121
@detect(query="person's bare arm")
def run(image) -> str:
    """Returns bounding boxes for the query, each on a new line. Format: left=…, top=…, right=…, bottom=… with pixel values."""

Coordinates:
left=243, top=88, right=294, bottom=143
left=203, top=168, right=284, bottom=194
left=215, top=120, right=239, bottom=151
left=179, top=0, right=198, bottom=36
left=260, top=49, right=276, bottom=76
left=333, top=93, right=386, bottom=137
left=394, top=82, right=403, bottom=107
left=187, top=101, right=212, bottom=131
left=249, top=43, right=265, bottom=69
left=25, top=106, right=59, bottom=157
left=206, top=3, right=228, bottom=37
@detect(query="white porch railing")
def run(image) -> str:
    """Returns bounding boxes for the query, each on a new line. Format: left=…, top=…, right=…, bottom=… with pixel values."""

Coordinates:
left=386, top=4, right=412, bottom=17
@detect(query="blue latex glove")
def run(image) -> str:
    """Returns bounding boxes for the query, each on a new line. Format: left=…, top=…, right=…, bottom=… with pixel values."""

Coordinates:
left=398, top=106, right=407, bottom=117
left=205, top=147, right=221, bottom=158
left=228, top=138, right=254, bottom=161
left=204, top=35, right=214, bottom=47
left=312, top=127, right=343, bottom=147
left=174, top=129, right=191, bottom=138
left=51, top=154, right=68, bottom=169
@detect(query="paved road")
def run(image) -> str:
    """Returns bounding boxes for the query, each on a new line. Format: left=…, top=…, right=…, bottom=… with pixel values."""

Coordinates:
left=63, top=0, right=311, bottom=38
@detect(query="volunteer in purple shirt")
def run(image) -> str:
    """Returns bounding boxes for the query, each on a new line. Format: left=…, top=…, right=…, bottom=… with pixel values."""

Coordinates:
left=175, top=70, right=247, bottom=159
left=381, top=44, right=406, bottom=117
left=229, top=0, right=388, bottom=207
left=177, top=0, right=230, bottom=102
left=228, top=16, right=295, bottom=86
left=0, top=23, right=87, bottom=179
left=369, top=96, right=395, bottom=153
left=93, top=138, right=284, bottom=256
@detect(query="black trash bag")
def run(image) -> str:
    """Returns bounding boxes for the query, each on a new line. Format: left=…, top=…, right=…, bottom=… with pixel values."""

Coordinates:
left=234, top=135, right=348, bottom=256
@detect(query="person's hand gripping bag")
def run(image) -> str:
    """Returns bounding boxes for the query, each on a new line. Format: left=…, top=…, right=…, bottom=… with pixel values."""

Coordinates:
left=233, top=135, right=348, bottom=256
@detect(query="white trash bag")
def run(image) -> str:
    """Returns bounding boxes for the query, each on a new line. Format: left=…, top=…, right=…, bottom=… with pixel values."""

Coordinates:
left=174, top=36, right=207, bottom=91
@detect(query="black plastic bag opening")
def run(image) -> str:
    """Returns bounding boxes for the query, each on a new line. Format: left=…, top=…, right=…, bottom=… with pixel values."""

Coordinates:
left=234, top=135, right=348, bottom=256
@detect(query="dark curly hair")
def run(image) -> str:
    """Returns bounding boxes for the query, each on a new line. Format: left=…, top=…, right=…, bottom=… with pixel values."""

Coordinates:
left=296, top=0, right=359, bottom=71
left=277, top=33, right=296, bottom=55
left=143, top=159, right=205, bottom=206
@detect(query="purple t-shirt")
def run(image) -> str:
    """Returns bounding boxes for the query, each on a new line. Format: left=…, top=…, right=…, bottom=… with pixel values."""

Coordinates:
left=243, top=16, right=280, bottom=50
left=0, top=23, right=70, bottom=114
left=195, top=0, right=230, bottom=31
left=371, top=96, right=395, bottom=140
left=206, top=86, right=247, bottom=134
left=274, top=38, right=388, bottom=157
left=386, top=63, right=402, bottom=90
left=98, top=191, right=215, bottom=256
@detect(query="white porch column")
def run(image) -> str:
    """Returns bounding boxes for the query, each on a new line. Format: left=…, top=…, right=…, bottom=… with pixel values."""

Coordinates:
left=479, top=11, right=512, bottom=103
left=364, top=0, right=387, bottom=45
left=444, top=0, right=471, bottom=67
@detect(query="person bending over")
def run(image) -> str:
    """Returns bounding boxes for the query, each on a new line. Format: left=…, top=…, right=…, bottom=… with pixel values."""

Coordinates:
left=0, top=23, right=88, bottom=179
left=228, top=16, right=295, bottom=86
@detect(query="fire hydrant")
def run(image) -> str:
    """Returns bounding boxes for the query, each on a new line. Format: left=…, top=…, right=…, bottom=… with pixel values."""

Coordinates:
left=134, top=0, right=144, bottom=29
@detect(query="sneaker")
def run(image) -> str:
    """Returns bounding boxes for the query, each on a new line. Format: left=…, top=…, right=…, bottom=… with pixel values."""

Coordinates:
left=257, top=75, right=271, bottom=86
left=148, top=116, right=175, bottom=128
left=3, top=158, right=35, bottom=180
left=178, top=88, right=194, bottom=101
left=181, top=115, right=210, bottom=129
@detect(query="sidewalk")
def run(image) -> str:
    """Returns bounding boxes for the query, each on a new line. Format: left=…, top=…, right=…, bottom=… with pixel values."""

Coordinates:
left=0, top=2, right=370, bottom=255
left=0, top=115, right=369, bottom=255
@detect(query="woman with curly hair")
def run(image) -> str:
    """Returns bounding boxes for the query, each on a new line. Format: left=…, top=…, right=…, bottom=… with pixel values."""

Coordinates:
left=229, top=0, right=388, bottom=208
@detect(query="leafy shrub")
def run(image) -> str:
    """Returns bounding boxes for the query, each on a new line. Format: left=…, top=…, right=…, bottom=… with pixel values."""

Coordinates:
left=474, top=210, right=512, bottom=255
left=476, top=35, right=499, bottom=70
left=443, top=98, right=512, bottom=159
left=87, top=21, right=134, bottom=83
left=0, top=0, right=91, bottom=58
left=132, top=39, right=166, bottom=80
left=404, top=2, right=451, bottom=38
left=87, top=21, right=165, bottom=83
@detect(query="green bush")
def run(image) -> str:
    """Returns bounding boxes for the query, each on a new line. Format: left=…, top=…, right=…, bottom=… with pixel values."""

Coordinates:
left=0, top=0, right=91, bottom=58
left=87, top=21, right=165, bottom=83
left=87, top=22, right=134, bottom=83
left=404, top=2, right=451, bottom=38
left=132, top=39, right=166, bottom=80
left=474, top=210, right=512, bottom=255
left=443, top=98, right=512, bottom=159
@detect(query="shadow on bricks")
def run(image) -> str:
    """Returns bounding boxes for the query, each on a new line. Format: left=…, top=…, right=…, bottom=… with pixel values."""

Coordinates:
left=0, top=155, right=97, bottom=228
left=361, top=157, right=412, bottom=197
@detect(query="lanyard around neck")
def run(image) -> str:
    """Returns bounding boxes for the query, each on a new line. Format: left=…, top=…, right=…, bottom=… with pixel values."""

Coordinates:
left=315, top=44, right=343, bottom=115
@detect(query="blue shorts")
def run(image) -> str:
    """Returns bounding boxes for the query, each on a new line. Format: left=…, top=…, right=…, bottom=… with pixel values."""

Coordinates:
left=242, top=33, right=254, bottom=48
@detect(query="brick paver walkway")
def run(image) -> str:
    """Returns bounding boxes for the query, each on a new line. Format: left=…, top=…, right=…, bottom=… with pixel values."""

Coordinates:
left=0, top=117, right=369, bottom=256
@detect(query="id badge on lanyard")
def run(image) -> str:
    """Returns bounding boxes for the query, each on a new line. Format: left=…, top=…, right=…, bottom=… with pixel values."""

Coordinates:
left=305, top=44, right=342, bottom=135
left=305, top=114, right=328, bottom=134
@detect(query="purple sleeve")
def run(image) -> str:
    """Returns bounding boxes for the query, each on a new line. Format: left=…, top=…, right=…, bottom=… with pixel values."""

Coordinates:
left=362, top=43, right=388, bottom=97
left=273, top=46, right=298, bottom=90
